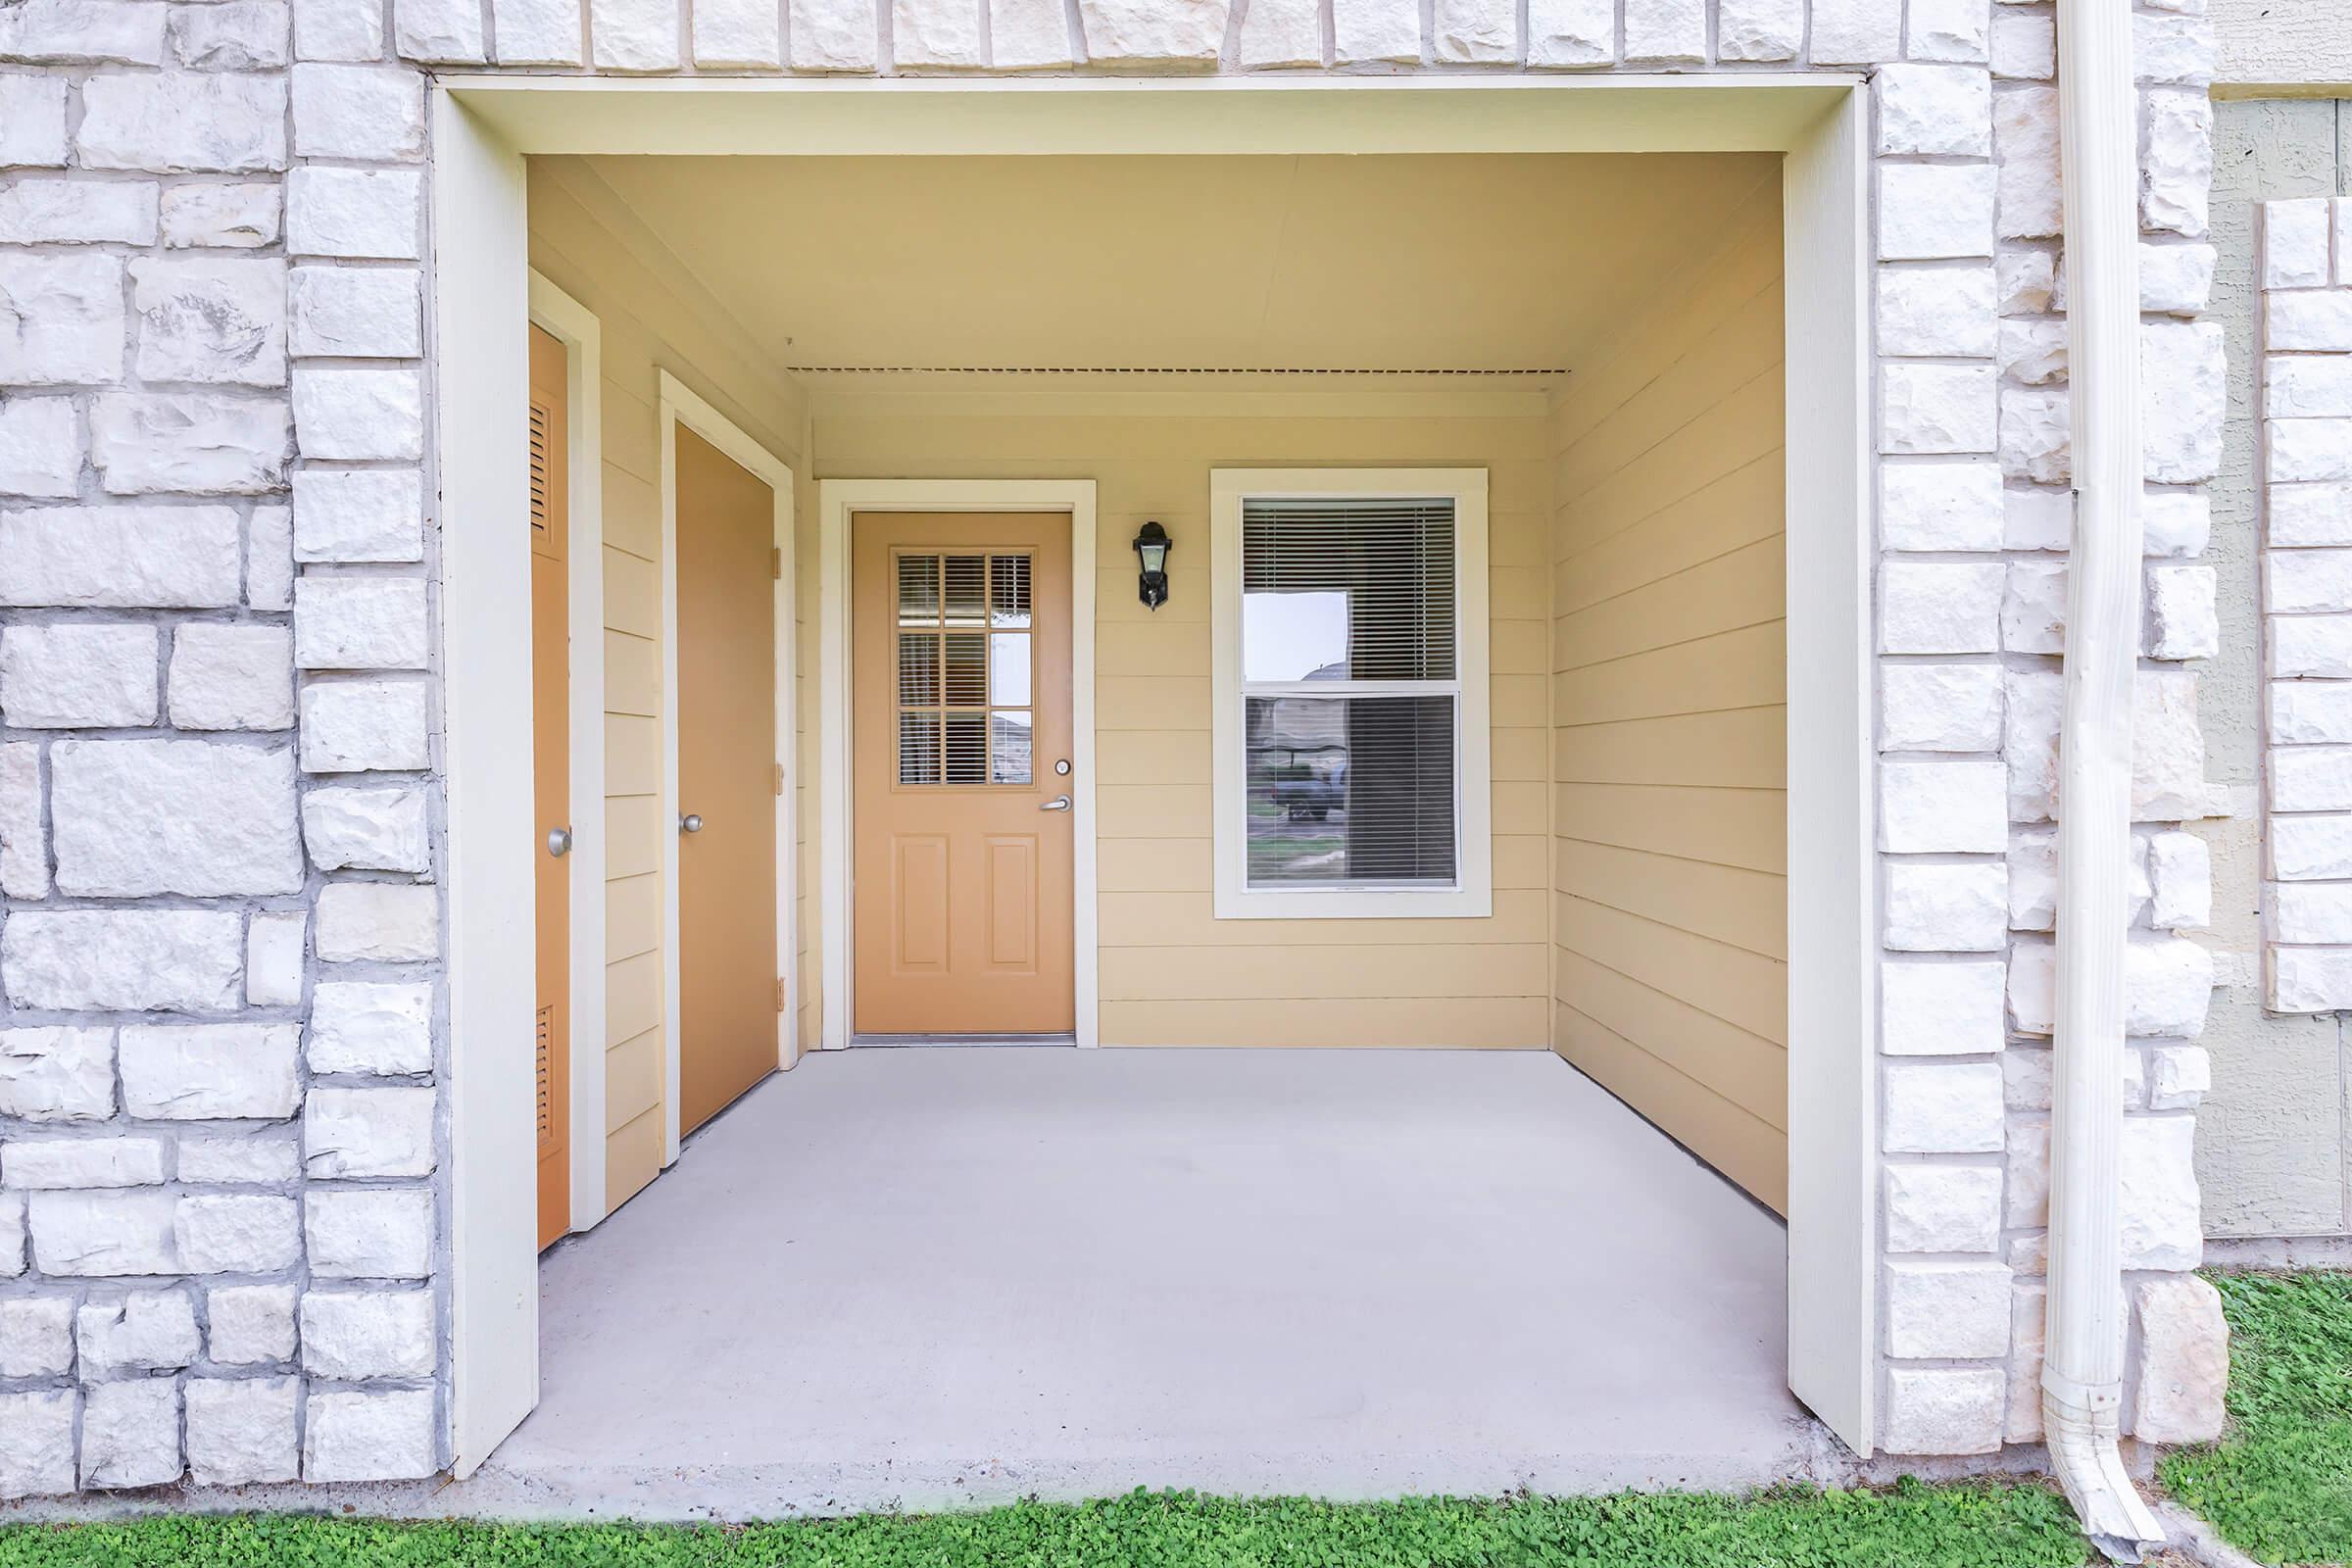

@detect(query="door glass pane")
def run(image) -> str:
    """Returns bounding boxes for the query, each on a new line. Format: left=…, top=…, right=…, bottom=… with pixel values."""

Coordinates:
left=944, top=632, right=986, bottom=707
left=1242, top=694, right=1456, bottom=887
left=899, top=710, right=941, bottom=785
left=989, top=633, right=1030, bottom=707
left=897, top=555, right=940, bottom=626
left=991, top=710, right=1032, bottom=784
left=897, top=633, right=939, bottom=706
left=945, top=555, right=986, bottom=626
left=991, top=555, right=1032, bottom=628
left=944, top=711, right=987, bottom=783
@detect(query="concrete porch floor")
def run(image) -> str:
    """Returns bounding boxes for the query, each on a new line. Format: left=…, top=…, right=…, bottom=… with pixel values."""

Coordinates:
left=468, top=1047, right=1838, bottom=1517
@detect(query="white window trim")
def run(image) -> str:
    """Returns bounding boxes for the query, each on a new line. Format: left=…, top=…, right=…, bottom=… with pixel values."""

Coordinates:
left=1209, top=467, right=1492, bottom=920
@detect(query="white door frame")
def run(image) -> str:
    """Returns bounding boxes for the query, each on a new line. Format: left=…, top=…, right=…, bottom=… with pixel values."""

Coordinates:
left=525, top=270, right=610, bottom=1234
left=816, top=478, right=1101, bottom=1052
left=659, top=368, right=799, bottom=1164
left=433, top=73, right=1874, bottom=1472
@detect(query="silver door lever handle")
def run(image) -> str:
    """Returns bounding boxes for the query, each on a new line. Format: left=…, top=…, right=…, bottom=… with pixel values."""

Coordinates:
left=679, top=812, right=704, bottom=833
left=1039, top=796, right=1072, bottom=812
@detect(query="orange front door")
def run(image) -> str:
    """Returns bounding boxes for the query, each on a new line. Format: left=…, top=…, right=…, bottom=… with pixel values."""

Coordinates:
left=675, top=425, right=780, bottom=1133
left=528, top=324, right=570, bottom=1250
left=851, top=514, right=1074, bottom=1036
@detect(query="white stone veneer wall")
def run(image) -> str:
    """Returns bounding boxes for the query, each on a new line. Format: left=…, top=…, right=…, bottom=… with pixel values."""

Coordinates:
left=0, top=0, right=2227, bottom=1494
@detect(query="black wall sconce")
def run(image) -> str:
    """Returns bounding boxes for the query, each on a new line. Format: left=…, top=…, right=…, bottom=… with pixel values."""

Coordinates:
left=1134, top=521, right=1172, bottom=611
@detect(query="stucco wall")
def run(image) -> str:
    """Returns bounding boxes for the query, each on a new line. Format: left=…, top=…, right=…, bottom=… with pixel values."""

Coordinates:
left=2211, top=0, right=2352, bottom=94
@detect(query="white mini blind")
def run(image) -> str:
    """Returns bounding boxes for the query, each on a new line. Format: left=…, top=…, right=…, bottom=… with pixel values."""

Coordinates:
left=1238, top=496, right=1461, bottom=890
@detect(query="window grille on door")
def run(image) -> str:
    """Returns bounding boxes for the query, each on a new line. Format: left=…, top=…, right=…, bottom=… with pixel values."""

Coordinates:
left=896, top=552, right=1033, bottom=786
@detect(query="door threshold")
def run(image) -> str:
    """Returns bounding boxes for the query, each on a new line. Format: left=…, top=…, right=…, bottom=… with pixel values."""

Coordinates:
left=848, top=1032, right=1078, bottom=1049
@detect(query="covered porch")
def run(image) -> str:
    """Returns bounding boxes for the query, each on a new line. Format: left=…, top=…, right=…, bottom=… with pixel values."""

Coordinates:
left=484, top=1048, right=1824, bottom=1516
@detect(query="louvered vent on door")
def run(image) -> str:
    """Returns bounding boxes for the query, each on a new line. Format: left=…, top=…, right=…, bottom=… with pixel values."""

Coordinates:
left=535, top=1005, right=555, bottom=1150
left=528, top=398, right=554, bottom=536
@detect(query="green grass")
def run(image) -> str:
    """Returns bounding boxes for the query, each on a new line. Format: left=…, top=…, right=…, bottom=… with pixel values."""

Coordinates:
left=2159, top=1271, right=2352, bottom=1566
left=0, top=1484, right=2087, bottom=1568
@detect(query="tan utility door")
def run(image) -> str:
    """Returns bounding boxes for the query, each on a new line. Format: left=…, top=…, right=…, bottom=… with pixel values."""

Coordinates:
left=852, top=514, right=1074, bottom=1036
left=675, top=425, right=780, bottom=1134
left=528, top=324, right=570, bottom=1250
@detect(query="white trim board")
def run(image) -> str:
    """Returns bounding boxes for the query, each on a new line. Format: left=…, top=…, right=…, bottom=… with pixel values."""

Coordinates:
left=658, top=368, right=801, bottom=1164
left=817, top=478, right=1101, bottom=1054
left=527, top=270, right=610, bottom=1235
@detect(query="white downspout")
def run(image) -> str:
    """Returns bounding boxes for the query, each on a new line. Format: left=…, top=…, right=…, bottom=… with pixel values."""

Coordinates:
left=2044, top=1, right=2167, bottom=1560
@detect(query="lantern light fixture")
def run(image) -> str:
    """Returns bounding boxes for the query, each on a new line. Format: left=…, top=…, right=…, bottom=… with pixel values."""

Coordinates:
left=1134, top=521, right=1172, bottom=611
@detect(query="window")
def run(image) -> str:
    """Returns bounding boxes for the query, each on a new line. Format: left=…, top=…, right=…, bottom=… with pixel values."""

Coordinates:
left=1210, top=469, right=1492, bottom=919
left=894, top=551, right=1033, bottom=786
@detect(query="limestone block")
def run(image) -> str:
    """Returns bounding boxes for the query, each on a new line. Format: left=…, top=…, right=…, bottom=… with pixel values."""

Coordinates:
left=0, top=1029, right=115, bottom=1121
left=2272, top=880, right=2352, bottom=943
left=2272, top=748, right=2352, bottom=811
left=161, top=183, right=281, bottom=249
left=172, top=0, right=291, bottom=68
left=0, top=1194, right=20, bottom=1277
left=300, top=678, right=430, bottom=771
left=2143, top=320, right=2224, bottom=484
left=2133, top=11, right=2214, bottom=85
left=317, top=882, right=439, bottom=962
left=306, top=1086, right=435, bottom=1178
left=1878, top=164, right=1996, bottom=260
left=1886, top=1259, right=2011, bottom=1357
left=289, top=267, right=421, bottom=359
left=2005, top=935, right=2210, bottom=1037
left=0, top=744, right=40, bottom=898
left=2007, top=827, right=2152, bottom=930
left=2146, top=830, right=2210, bottom=928
left=295, top=576, right=430, bottom=669
left=306, top=1188, right=433, bottom=1278
left=1885, top=862, right=2007, bottom=953
left=2145, top=564, right=2217, bottom=661
left=1878, top=65, right=1990, bottom=156
left=1987, top=5, right=2047, bottom=76
left=1996, top=248, right=2054, bottom=314
left=308, top=980, right=434, bottom=1074
left=789, top=0, right=875, bottom=69
left=2, top=911, right=243, bottom=1012
left=2005, top=1111, right=2049, bottom=1226
left=1885, top=1162, right=2002, bottom=1251
left=1879, top=264, right=1997, bottom=357
left=692, top=0, right=780, bottom=64
left=1528, top=0, right=1611, bottom=66
left=0, top=74, right=69, bottom=167
left=1999, top=386, right=2069, bottom=483
left=0, top=397, right=80, bottom=497
left=2267, top=291, right=2352, bottom=354
left=293, top=366, right=424, bottom=461
left=293, top=469, right=424, bottom=563
left=0, top=1298, right=74, bottom=1377
left=2148, top=1044, right=2210, bottom=1111
left=304, top=786, right=431, bottom=872
left=304, top=1389, right=437, bottom=1481
left=2121, top=1115, right=2202, bottom=1269
left=1994, top=84, right=2059, bottom=238
left=2142, top=242, right=2215, bottom=316
left=90, top=393, right=290, bottom=495
left=0, top=254, right=123, bottom=384
left=1880, top=562, right=2002, bottom=654
left=77, top=73, right=287, bottom=172
left=186, top=1376, right=300, bottom=1485
left=1880, top=461, right=2003, bottom=552
left=1, top=1137, right=166, bottom=1189
left=2143, top=490, right=2211, bottom=558
left=28, top=1190, right=179, bottom=1276
left=170, top=624, right=295, bottom=731
left=1330, top=0, right=1416, bottom=62
left=2272, top=812, right=2352, bottom=880
left=1882, top=363, right=1998, bottom=455
left=2273, top=681, right=2352, bottom=744
left=0, top=623, right=158, bottom=727
left=2141, top=89, right=2211, bottom=239
left=1075, top=0, right=1228, bottom=67
left=2274, top=947, right=2352, bottom=1011
left=495, top=0, right=584, bottom=62
left=290, top=64, right=424, bottom=159
left=0, top=1389, right=75, bottom=1498
left=2001, top=560, right=2065, bottom=654
left=2269, top=358, right=2352, bottom=421
left=121, top=1023, right=301, bottom=1119
left=0, top=1390, right=75, bottom=1498
left=207, top=1284, right=298, bottom=1365
left=175, top=1194, right=301, bottom=1274
left=1884, top=1060, right=2005, bottom=1152
left=301, top=1288, right=435, bottom=1378
left=989, top=0, right=1072, bottom=67
left=395, top=0, right=486, bottom=58
left=1809, top=0, right=1899, bottom=65
left=2003, top=485, right=2068, bottom=552
left=1880, top=958, right=2006, bottom=1055
left=893, top=0, right=982, bottom=64
left=286, top=168, right=421, bottom=260
left=0, top=0, right=166, bottom=61
left=246, top=912, right=306, bottom=1007
left=2005, top=1281, right=2046, bottom=1442
left=1997, top=318, right=2065, bottom=385
left=1712, top=0, right=1797, bottom=59
left=2273, top=419, right=2352, bottom=486
left=592, top=0, right=683, bottom=68
left=2265, top=199, right=2333, bottom=289
left=0, top=178, right=159, bottom=245
left=1879, top=759, right=2007, bottom=853
left=1882, top=1366, right=2004, bottom=1455
left=1880, top=662, right=2002, bottom=753
left=1621, top=0, right=1701, bottom=63
left=52, top=740, right=303, bottom=897
left=76, top=1291, right=200, bottom=1377
left=179, top=1134, right=300, bottom=1183
left=1908, top=0, right=1986, bottom=61
left=249, top=505, right=294, bottom=611
left=80, top=1380, right=180, bottom=1489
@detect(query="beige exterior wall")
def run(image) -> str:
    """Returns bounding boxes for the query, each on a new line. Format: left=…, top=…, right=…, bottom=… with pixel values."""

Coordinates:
left=1547, top=183, right=1788, bottom=1210
left=525, top=160, right=810, bottom=1211
left=813, top=404, right=1553, bottom=1048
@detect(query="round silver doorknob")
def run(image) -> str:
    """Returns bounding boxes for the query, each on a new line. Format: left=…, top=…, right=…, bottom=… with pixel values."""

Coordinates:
left=546, top=826, right=572, bottom=858
left=679, top=813, right=704, bottom=834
